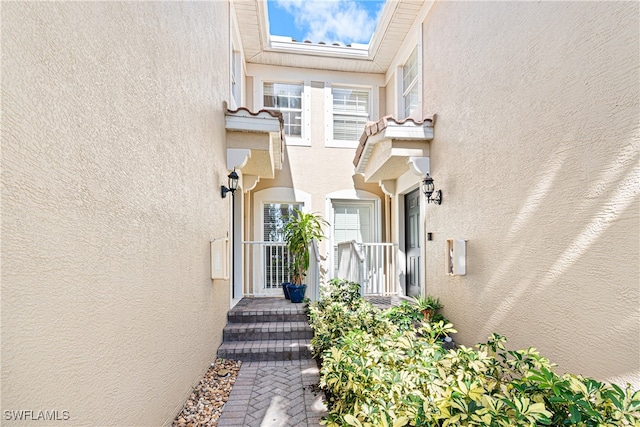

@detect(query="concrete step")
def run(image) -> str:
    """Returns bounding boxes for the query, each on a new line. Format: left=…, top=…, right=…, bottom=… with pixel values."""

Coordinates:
left=227, top=299, right=308, bottom=324
left=223, top=321, right=313, bottom=342
left=217, top=339, right=313, bottom=362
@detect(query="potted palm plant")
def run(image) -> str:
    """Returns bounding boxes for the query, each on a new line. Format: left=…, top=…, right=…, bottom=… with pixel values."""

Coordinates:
left=283, top=209, right=328, bottom=303
left=412, top=295, right=443, bottom=321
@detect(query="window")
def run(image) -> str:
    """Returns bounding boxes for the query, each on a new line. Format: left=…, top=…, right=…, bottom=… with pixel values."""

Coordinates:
left=263, top=203, right=301, bottom=242
left=263, top=203, right=301, bottom=289
left=332, top=87, right=370, bottom=142
left=402, top=47, right=419, bottom=118
left=263, top=82, right=302, bottom=137
left=332, top=201, right=375, bottom=277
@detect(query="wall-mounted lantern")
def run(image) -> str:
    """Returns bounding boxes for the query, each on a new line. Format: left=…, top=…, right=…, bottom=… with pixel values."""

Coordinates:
left=221, top=169, right=239, bottom=198
left=422, top=173, right=442, bottom=205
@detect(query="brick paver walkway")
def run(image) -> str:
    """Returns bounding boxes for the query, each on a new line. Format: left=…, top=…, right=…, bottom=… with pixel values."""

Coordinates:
left=215, top=296, right=403, bottom=426
left=217, top=359, right=326, bottom=427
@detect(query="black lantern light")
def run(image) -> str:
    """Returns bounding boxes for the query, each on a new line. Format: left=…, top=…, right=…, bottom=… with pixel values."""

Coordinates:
left=422, top=173, right=442, bottom=205
left=221, top=169, right=239, bottom=198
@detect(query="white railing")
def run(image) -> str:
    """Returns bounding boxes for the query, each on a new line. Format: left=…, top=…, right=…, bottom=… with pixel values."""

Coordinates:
left=242, top=241, right=321, bottom=300
left=336, top=241, right=399, bottom=296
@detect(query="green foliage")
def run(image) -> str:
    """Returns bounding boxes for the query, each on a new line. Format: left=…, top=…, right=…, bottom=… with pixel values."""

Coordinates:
left=308, top=297, right=392, bottom=360
left=283, top=209, right=328, bottom=285
left=412, top=295, right=443, bottom=311
left=318, top=278, right=362, bottom=309
left=381, top=301, right=423, bottom=332
left=310, top=290, right=640, bottom=427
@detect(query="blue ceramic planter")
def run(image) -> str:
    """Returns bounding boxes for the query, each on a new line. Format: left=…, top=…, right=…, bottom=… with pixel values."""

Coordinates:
left=287, top=284, right=307, bottom=303
left=282, top=282, right=291, bottom=300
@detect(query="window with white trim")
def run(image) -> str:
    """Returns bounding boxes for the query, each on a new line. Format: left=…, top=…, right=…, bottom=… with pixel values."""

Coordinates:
left=331, top=201, right=375, bottom=278
left=263, top=82, right=303, bottom=138
left=263, top=203, right=301, bottom=242
left=402, top=47, right=419, bottom=118
left=263, top=202, right=301, bottom=289
left=332, top=87, right=370, bottom=142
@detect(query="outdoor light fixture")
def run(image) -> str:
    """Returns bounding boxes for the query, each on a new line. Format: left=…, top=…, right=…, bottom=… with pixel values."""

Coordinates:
left=422, top=173, right=442, bottom=205
left=221, top=169, right=239, bottom=198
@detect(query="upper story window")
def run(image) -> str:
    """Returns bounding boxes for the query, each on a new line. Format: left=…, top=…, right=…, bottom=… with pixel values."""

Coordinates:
left=332, top=87, right=370, bottom=143
left=402, top=47, right=419, bottom=118
left=263, top=82, right=303, bottom=137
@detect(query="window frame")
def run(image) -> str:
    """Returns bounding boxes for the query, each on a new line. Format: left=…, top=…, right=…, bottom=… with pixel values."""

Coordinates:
left=262, top=202, right=302, bottom=243
left=400, top=46, right=421, bottom=119
left=327, top=85, right=371, bottom=149
left=262, top=81, right=305, bottom=145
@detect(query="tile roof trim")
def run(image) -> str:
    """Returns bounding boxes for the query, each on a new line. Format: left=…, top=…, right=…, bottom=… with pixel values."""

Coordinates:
left=225, top=105, right=286, bottom=169
left=225, top=106, right=284, bottom=123
left=354, top=114, right=436, bottom=168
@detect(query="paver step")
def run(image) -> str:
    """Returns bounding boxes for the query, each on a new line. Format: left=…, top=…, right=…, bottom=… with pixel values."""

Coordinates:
left=223, top=321, right=313, bottom=342
left=217, top=339, right=313, bottom=361
left=227, top=300, right=308, bottom=324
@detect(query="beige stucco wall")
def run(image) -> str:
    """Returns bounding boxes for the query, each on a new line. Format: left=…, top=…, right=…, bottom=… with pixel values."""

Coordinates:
left=249, top=67, right=387, bottom=257
left=421, top=1, right=639, bottom=387
left=1, top=2, right=231, bottom=425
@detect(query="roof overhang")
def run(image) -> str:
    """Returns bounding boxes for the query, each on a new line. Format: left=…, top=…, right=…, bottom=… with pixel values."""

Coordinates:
left=354, top=115, right=435, bottom=183
left=233, top=0, right=431, bottom=73
left=225, top=106, right=284, bottom=185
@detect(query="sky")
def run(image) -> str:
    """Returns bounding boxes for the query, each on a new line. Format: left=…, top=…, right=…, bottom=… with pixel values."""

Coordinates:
left=267, top=0, right=386, bottom=45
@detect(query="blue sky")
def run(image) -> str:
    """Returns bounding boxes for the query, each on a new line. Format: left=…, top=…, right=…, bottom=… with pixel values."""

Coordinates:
left=267, top=0, right=386, bottom=45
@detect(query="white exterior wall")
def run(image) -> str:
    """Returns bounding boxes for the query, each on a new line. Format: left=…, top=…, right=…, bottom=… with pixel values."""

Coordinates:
left=416, top=1, right=639, bottom=386
left=1, top=2, right=232, bottom=425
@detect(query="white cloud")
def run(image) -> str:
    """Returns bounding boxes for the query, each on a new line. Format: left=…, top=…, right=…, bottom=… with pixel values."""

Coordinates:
left=274, top=0, right=382, bottom=44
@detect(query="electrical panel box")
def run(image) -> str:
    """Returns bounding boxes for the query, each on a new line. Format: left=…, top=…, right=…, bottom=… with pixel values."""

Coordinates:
left=446, top=238, right=467, bottom=276
left=211, top=238, right=229, bottom=280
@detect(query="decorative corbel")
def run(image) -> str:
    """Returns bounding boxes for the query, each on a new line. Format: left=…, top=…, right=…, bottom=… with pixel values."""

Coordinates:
left=408, top=156, right=430, bottom=176
left=226, top=148, right=251, bottom=171
left=379, top=180, right=396, bottom=196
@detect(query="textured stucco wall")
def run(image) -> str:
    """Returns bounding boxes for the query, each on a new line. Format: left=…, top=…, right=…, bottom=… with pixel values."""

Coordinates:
left=1, top=2, right=231, bottom=425
left=421, top=1, right=639, bottom=386
left=251, top=71, right=387, bottom=253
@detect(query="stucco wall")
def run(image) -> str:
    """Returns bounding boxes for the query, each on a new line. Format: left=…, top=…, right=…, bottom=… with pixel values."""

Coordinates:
left=249, top=66, right=387, bottom=258
left=1, top=2, right=231, bottom=425
left=421, top=1, right=639, bottom=386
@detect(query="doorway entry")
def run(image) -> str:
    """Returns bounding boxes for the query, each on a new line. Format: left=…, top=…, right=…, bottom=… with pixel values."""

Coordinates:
left=404, top=188, right=421, bottom=297
left=331, top=200, right=377, bottom=278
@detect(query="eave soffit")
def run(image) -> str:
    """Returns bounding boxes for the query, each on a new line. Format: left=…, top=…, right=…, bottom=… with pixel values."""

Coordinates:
left=232, top=0, right=428, bottom=73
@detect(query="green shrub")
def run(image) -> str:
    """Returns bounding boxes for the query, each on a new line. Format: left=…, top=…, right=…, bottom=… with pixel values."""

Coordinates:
left=310, top=288, right=640, bottom=427
left=381, top=301, right=423, bottom=331
left=309, top=297, right=393, bottom=360
left=318, top=278, right=362, bottom=309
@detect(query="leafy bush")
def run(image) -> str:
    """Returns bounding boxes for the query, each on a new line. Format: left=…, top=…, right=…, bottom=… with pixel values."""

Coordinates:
left=317, top=278, right=362, bottom=309
left=309, top=297, right=392, bottom=360
left=381, top=301, right=423, bottom=332
left=309, top=288, right=640, bottom=427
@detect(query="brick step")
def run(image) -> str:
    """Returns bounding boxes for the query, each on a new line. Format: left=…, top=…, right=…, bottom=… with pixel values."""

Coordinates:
left=217, top=339, right=313, bottom=362
left=227, top=301, right=308, bottom=324
left=223, top=321, right=313, bottom=342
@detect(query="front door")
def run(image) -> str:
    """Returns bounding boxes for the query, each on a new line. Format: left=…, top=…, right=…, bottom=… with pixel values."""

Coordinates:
left=405, top=189, right=421, bottom=297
